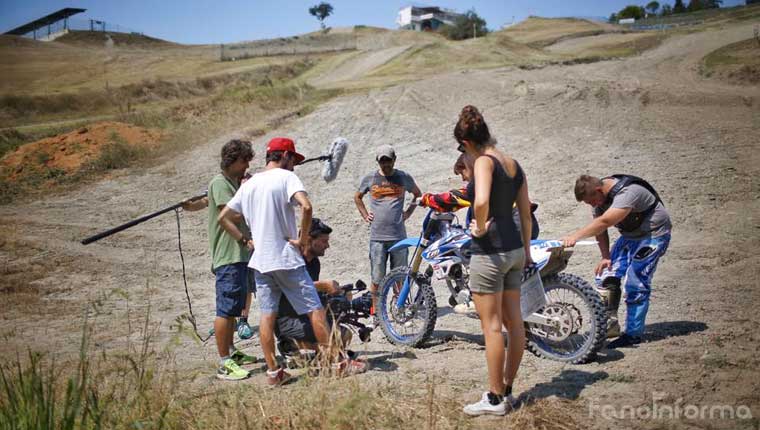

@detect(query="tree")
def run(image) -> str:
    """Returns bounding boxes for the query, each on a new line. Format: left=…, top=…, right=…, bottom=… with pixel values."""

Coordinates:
left=308, top=2, right=333, bottom=30
left=646, top=1, right=661, bottom=15
left=660, top=4, right=673, bottom=15
left=748, top=0, right=760, bottom=4
left=438, top=9, right=489, bottom=40
left=687, top=0, right=705, bottom=11
left=618, top=5, right=646, bottom=19
left=609, top=12, right=619, bottom=23
left=673, top=0, right=687, bottom=13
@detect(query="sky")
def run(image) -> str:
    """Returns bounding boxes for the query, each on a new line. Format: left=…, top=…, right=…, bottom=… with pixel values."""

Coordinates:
left=0, top=0, right=749, bottom=44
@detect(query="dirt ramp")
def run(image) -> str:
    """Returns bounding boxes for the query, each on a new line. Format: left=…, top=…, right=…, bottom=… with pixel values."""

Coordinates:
left=0, top=121, right=161, bottom=181
left=308, top=45, right=414, bottom=88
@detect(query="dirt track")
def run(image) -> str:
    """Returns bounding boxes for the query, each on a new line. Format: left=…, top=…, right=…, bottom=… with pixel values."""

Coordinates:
left=1, top=23, right=759, bottom=429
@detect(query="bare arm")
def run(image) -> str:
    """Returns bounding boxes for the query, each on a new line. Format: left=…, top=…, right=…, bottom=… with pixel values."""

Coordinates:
left=291, top=191, right=312, bottom=249
left=354, top=191, right=373, bottom=222
left=314, top=279, right=340, bottom=295
left=471, top=156, right=494, bottom=236
left=181, top=196, right=208, bottom=212
left=563, top=207, right=631, bottom=246
left=218, top=206, right=252, bottom=249
left=596, top=229, right=611, bottom=260
left=515, top=177, right=533, bottom=265
left=403, top=184, right=422, bottom=221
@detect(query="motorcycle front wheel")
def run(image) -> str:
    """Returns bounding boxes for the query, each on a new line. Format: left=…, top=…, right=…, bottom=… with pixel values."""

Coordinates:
left=375, top=266, right=437, bottom=347
left=525, top=273, right=607, bottom=364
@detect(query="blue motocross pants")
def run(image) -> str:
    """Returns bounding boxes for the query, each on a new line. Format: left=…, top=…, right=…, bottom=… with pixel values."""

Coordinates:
left=609, top=233, right=671, bottom=337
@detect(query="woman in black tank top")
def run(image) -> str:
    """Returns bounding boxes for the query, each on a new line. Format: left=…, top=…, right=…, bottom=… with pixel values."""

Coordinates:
left=455, top=105, right=535, bottom=416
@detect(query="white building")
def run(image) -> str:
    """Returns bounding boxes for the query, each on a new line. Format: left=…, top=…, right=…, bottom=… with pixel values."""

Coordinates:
left=396, top=5, right=462, bottom=31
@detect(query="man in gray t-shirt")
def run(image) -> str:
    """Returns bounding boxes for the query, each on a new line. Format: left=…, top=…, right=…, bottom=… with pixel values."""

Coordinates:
left=562, top=174, right=672, bottom=348
left=354, top=145, right=421, bottom=306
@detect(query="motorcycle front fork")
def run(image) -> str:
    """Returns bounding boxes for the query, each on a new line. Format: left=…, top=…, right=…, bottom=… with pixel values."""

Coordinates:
left=395, top=240, right=427, bottom=308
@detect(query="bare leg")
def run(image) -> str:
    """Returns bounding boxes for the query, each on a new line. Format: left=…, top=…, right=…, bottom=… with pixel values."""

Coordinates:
left=308, top=309, right=330, bottom=346
left=471, top=291, right=506, bottom=395
left=260, top=313, right=278, bottom=370
left=501, top=289, right=525, bottom=387
left=215, top=316, right=234, bottom=358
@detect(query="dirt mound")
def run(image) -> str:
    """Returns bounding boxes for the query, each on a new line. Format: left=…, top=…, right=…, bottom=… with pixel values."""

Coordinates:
left=0, top=121, right=161, bottom=181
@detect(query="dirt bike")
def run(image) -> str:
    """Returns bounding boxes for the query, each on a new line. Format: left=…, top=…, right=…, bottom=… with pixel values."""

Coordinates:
left=375, top=209, right=607, bottom=364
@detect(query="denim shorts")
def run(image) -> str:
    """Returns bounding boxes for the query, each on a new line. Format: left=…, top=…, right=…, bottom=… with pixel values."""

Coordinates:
left=215, top=263, right=248, bottom=318
left=469, top=249, right=525, bottom=294
left=369, top=240, right=409, bottom=285
left=255, top=266, right=323, bottom=316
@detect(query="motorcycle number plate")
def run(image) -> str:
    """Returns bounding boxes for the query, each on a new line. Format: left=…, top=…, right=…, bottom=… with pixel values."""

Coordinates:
left=432, top=264, right=446, bottom=279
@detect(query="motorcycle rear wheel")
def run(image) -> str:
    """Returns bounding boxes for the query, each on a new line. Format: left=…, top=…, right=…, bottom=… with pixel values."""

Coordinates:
left=375, top=266, right=437, bottom=347
left=525, top=273, right=607, bottom=364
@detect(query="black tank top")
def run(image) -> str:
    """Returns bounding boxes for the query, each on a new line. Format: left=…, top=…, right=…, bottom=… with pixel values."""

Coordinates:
left=466, top=155, right=525, bottom=255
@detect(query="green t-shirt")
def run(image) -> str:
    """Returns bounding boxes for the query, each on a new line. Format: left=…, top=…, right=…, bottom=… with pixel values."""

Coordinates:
left=208, top=174, right=250, bottom=271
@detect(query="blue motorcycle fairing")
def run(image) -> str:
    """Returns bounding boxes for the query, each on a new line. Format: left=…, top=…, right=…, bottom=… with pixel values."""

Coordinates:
left=389, top=237, right=421, bottom=252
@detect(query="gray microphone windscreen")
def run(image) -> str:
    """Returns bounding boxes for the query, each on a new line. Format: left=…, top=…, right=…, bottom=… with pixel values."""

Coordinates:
left=322, top=137, right=348, bottom=182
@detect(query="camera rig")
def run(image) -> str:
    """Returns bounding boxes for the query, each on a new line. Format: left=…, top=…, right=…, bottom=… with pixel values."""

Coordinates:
left=327, top=280, right=374, bottom=343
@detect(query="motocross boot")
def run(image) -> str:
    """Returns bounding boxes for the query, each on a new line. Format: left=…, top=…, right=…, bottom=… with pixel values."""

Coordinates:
left=596, top=276, right=622, bottom=338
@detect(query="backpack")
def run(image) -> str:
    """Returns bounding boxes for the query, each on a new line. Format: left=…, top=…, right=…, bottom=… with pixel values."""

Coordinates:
left=604, top=174, right=663, bottom=233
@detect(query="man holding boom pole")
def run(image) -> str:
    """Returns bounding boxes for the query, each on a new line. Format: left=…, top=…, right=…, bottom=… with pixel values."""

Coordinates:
left=182, top=139, right=258, bottom=381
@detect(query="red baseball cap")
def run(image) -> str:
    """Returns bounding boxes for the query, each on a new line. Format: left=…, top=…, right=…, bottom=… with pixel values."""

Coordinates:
left=266, top=137, right=305, bottom=164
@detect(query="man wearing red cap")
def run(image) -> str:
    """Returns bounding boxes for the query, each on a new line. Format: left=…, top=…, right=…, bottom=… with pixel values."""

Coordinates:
left=219, top=137, right=330, bottom=386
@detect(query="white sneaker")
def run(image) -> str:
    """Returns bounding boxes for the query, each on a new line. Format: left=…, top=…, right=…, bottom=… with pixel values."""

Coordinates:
left=463, top=392, right=506, bottom=416
left=453, top=301, right=477, bottom=315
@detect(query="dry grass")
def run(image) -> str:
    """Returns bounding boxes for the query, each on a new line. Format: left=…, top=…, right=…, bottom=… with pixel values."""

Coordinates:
left=499, top=17, right=619, bottom=48
left=0, top=310, right=584, bottom=430
left=701, top=38, right=760, bottom=85
left=0, top=59, right=340, bottom=204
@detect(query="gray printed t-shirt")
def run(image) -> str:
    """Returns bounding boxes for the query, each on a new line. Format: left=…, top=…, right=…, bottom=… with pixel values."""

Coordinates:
left=594, top=182, right=671, bottom=238
left=358, top=169, right=417, bottom=241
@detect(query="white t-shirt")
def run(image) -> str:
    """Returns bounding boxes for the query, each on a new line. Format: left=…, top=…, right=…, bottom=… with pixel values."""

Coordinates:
left=227, top=168, right=307, bottom=273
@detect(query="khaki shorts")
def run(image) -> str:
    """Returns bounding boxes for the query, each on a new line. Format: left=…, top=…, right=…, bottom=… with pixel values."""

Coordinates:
left=469, top=249, right=526, bottom=294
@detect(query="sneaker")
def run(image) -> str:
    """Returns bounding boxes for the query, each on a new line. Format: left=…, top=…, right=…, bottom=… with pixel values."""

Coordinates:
left=230, top=349, right=257, bottom=366
left=331, top=358, right=369, bottom=377
left=216, top=358, right=250, bottom=381
left=266, top=367, right=293, bottom=387
left=237, top=320, right=254, bottom=340
left=463, top=392, right=506, bottom=416
left=606, top=318, right=621, bottom=339
left=607, top=333, right=642, bottom=349
left=454, top=301, right=477, bottom=315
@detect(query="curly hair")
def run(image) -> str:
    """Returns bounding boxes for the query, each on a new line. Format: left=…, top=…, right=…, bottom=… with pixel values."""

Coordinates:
left=220, top=139, right=254, bottom=170
left=453, top=105, right=492, bottom=149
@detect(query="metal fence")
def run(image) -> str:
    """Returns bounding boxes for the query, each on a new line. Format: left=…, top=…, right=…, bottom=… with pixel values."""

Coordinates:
left=626, top=3, right=760, bottom=31
left=16, top=18, right=142, bottom=40
left=220, top=32, right=357, bottom=61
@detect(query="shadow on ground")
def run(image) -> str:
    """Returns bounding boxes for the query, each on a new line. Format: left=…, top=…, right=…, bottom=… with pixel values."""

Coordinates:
left=520, top=369, right=609, bottom=403
left=643, top=320, right=708, bottom=342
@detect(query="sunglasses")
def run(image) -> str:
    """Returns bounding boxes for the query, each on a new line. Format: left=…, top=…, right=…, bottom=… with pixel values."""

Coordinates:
left=456, top=143, right=466, bottom=153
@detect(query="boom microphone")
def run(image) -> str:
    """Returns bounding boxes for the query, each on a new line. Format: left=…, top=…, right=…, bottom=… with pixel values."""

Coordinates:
left=298, top=137, right=349, bottom=182
left=322, top=137, right=348, bottom=182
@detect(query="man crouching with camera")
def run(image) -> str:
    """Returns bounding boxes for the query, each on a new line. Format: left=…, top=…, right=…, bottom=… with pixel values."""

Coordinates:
left=276, top=218, right=368, bottom=375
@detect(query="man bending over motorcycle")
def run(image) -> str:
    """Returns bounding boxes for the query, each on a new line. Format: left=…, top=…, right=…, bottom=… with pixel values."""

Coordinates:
left=562, top=174, right=671, bottom=348
left=275, top=218, right=368, bottom=375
